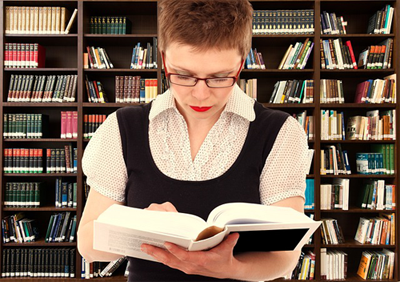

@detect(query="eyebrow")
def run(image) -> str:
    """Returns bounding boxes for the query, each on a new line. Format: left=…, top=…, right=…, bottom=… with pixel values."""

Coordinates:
left=169, top=65, right=235, bottom=77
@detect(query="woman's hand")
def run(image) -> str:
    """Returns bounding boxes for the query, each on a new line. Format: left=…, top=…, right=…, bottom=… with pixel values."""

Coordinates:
left=141, top=233, right=241, bottom=279
left=145, top=201, right=178, bottom=212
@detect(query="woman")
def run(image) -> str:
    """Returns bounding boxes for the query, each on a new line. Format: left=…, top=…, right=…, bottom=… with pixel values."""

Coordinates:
left=78, top=0, right=309, bottom=281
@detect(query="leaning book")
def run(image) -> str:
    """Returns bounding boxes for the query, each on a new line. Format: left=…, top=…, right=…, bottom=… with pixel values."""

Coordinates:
left=93, top=202, right=321, bottom=262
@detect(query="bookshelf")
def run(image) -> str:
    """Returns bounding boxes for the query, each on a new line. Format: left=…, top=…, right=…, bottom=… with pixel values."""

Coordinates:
left=0, top=0, right=398, bottom=281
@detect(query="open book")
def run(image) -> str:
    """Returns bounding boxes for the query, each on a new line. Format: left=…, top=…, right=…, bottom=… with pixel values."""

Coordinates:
left=93, top=203, right=321, bottom=262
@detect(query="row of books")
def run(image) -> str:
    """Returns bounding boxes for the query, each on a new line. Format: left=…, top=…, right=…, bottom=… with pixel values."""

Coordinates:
left=5, top=6, right=77, bottom=34
left=130, top=40, right=158, bottom=69
left=320, top=39, right=358, bottom=70
left=46, top=147, right=78, bottom=174
left=292, top=111, right=314, bottom=140
left=359, top=40, right=394, bottom=70
left=237, top=79, right=257, bottom=100
left=367, top=5, right=395, bottom=35
left=252, top=9, right=314, bottom=35
left=355, top=214, right=395, bottom=245
left=60, top=111, right=78, bottom=139
left=3, top=113, right=48, bottom=139
left=355, top=75, right=396, bottom=104
left=320, top=218, right=345, bottom=244
left=85, top=46, right=114, bottom=69
left=288, top=251, right=315, bottom=280
left=320, top=179, right=349, bottom=211
left=85, top=76, right=108, bottom=103
left=4, top=43, right=45, bottom=68
left=3, top=148, right=43, bottom=174
left=278, top=38, right=314, bottom=69
left=360, top=181, right=396, bottom=210
left=81, top=257, right=128, bottom=279
left=269, top=80, right=314, bottom=104
left=45, top=212, right=77, bottom=243
left=4, top=182, right=42, bottom=208
left=244, top=48, right=265, bottom=69
left=320, top=249, right=347, bottom=280
left=356, top=149, right=395, bottom=175
left=55, top=179, right=77, bottom=208
left=90, top=16, right=132, bottom=34
left=321, top=109, right=396, bottom=141
left=7, top=74, right=78, bottom=103
left=320, top=12, right=347, bottom=35
left=304, top=179, right=314, bottom=210
left=320, top=144, right=351, bottom=175
left=2, top=213, right=38, bottom=243
left=357, top=249, right=395, bottom=279
left=1, top=248, right=76, bottom=278
left=84, top=114, right=107, bottom=139
left=320, top=79, right=345, bottom=103
left=114, top=76, right=158, bottom=103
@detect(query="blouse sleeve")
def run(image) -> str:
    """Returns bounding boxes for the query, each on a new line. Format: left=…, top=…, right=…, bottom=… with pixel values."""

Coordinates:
left=259, top=116, right=309, bottom=206
left=81, top=112, right=128, bottom=203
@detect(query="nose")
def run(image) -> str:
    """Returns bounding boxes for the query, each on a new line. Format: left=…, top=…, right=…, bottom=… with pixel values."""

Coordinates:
left=191, top=79, right=211, bottom=101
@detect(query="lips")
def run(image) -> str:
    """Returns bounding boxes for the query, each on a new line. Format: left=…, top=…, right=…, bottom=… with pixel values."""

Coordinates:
left=190, top=106, right=212, bottom=112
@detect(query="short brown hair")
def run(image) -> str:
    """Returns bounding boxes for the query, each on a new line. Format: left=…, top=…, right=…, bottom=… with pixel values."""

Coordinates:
left=158, top=0, right=253, bottom=59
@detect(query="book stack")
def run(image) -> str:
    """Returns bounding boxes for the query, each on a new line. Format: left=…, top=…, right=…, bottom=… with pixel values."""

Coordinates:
left=320, top=11, right=347, bottom=34
left=252, top=9, right=314, bottom=35
left=5, top=6, right=77, bottom=34
left=115, top=76, right=158, bottom=103
left=320, top=39, right=357, bottom=70
left=84, top=114, right=107, bottom=139
left=355, top=215, right=395, bottom=245
left=320, top=248, right=348, bottom=280
left=3, top=113, right=49, bottom=139
left=45, top=212, right=77, bottom=243
left=4, top=43, right=45, bottom=68
left=85, top=46, right=114, bottom=69
left=278, top=38, right=314, bottom=69
left=287, top=251, right=316, bottom=280
left=81, top=257, right=128, bottom=279
left=3, top=148, right=43, bottom=174
left=346, top=110, right=396, bottom=141
left=293, top=110, right=314, bottom=140
left=357, top=249, right=394, bottom=279
left=4, top=182, right=42, bottom=208
left=354, top=74, right=396, bottom=104
left=360, top=180, right=396, bottom=210
left=237, top=79, right=257, bottom=100
left=357, top=39, right=394, bottom=69
left=2, top=213, right=39, bottom=243
left=90, top=16, right=131, bottom=34
left=244, top=48, right=265, bottom=69
left=320, top=179, right=350, bottom=210
left=85, top=76, right=108, bottom=103
left=320, top=144, right=351, bottom=175
left=320, top=218, right=345, bottom=244
left=7, top=74, right=77, bottom=103
left=321, top=110, right=345, bottom=140
left=130, top=39, right=158, bottom=69
left=60, top=111, right=78, bottom=139
left=320, top=80, right=345, bottom=103
left=304, top=179, right=314, bottom=210
left=367, top=5, right=395, bottom=34
left=356, top=148, right=395, bottom=175
left=45, top=146, right=77, bottom=174
left=270, top=80, right=314, bottom=104
left=54, top=178, right=77, bottom=208
left=2, top=248, right=76, bottom=278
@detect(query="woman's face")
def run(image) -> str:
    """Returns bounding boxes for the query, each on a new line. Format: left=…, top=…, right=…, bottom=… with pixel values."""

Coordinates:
left=164, top=43, right=243, bottom=125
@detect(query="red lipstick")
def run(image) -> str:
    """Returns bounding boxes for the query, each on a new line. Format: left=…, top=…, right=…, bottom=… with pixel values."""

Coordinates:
left=190, top=106, right=212, bottom=112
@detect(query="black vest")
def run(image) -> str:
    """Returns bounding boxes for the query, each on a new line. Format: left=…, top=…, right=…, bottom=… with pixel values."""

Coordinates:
left=116, top=102, right=289, bottom=281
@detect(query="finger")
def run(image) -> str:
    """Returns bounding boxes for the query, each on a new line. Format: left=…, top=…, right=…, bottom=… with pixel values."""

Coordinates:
left=212, top=233, right=239, bottom=252
left=141, top=244, right=184, bottom=269
left=164, top=242, right=191, bottom=261
left=161, top=202, right=178, bottom=212
left=145, top=202, right=178, bottom=212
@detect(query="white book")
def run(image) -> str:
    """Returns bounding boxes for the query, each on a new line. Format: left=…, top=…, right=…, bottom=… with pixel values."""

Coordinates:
left=94, top=203, right=321, bottom=263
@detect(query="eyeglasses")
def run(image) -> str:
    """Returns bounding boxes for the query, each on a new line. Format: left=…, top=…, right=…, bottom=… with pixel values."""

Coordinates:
left=162, top=52, right=244, bottom=88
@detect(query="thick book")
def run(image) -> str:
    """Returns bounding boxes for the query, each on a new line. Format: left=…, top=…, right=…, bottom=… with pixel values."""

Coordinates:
left=93, top=202, right=320, bottom=262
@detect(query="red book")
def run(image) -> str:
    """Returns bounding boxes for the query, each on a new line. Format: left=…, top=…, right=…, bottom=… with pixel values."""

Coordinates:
left=12, top=43, right=17, bottom=68
left=61, top=111, right=67, bottom=139
left=345, top=40, right=358, bottom=69
left=20, top=43, right=26, bottom=68
left=4, top=43, right=9, bottom=68
left=29, top=43, right=35, bottom=68
left=92, top=81, right=101, bottom=100
left=16, top=43, right=21, bottom=68
left=354, top=81, right=368, bottom=103
left=33, top=43, right=46, bottom=68
left=72, top=111, right=78, bottom=138
left=66, top=111, right=73, bottom=139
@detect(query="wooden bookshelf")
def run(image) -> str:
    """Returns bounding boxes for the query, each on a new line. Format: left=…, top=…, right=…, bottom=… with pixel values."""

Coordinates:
left=0, top=0, right=399, bottom=281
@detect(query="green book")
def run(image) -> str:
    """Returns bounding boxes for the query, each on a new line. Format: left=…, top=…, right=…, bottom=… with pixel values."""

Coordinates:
left=4, top=113, right=8, bottom=138
left=45, top=214, right=55, bottom=242
left=366, top=183, right=374, bottom=209
left=90, top=17, right=94, bottom=34
left=106, top=17, right=111, bottom=34
left=20, top=183, right=26, bottom=207
left=111, top=17, right=115, bottom=34
left=34, top=182, right=40, bottom=207
left=389, top=144, right=394, bottom=174
left=360, top=183, right=370, bottom=208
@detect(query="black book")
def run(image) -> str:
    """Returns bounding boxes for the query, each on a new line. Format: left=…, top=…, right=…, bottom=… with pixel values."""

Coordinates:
left=69, top=249, right=75, bottom=278
left=68, top=183, right=73, bottom=207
